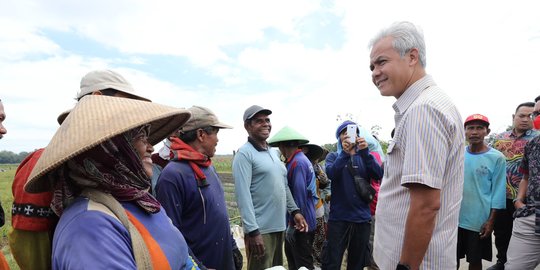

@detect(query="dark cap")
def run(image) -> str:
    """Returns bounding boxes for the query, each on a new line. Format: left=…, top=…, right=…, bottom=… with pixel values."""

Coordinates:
left=243, top=105, right=272, bottom=122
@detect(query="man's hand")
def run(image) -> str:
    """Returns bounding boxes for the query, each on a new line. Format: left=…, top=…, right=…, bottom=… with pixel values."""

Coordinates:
left=479, top=220, right=494, bottom=239
left=293, top=212, right=308, bottom=232
left=245, top=234, right=265, bottom=259
left=341, top=136, right=356, bottom=155
left=355, top=137, right=368, bottom=150
left=514, top=200, right=526, bottom=209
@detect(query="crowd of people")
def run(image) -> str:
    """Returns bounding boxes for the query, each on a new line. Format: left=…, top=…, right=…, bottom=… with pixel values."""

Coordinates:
left=0, top=20, right=539, bottom=270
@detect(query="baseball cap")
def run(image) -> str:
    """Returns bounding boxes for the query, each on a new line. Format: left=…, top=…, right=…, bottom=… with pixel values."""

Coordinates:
left=180, top=106, right=233, bottom=132
left=76, top=70, right=151, bottom=102
left=464, top=114, right=490, bottom=127
left=243, top=105, right=272, bottom=122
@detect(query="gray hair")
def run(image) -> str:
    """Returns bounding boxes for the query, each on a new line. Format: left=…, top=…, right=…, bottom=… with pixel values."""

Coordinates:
left=369, top=21, right=427, bottom=68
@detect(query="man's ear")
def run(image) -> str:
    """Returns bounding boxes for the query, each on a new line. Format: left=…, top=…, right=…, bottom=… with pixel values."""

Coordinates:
left=197, top=129, right=205, bottom=142
left=91, top=90, right=104, bottom=96
left=408, top=48, right=419, bottom=66
left=487, top=128, right=491, bottom=135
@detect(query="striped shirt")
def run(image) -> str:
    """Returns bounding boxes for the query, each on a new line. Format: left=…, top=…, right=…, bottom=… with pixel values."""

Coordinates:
left=374, top=75, right=465, bottom=270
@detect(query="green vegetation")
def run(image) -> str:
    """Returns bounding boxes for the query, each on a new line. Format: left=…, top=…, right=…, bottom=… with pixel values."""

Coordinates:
left=0, top=164, right=20, bottom=270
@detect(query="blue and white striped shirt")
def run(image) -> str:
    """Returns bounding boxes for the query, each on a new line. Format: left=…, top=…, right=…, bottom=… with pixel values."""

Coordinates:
left=374, top=75, right=465, bottom=270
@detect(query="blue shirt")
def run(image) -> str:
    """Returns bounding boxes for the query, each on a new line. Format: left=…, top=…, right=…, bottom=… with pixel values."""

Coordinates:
left=52, top=197, right=196, bottom=270
left=232, top=140, right=298, bottom=234
left=325, top=148, right=383, bottom=223
left=156, top=161, right=235, bottom=270
left=459, top=147, right=506, bottom=232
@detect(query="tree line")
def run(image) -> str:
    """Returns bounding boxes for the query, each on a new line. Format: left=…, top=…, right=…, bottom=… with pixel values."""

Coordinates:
left=0, top=150, right=31, bottom=164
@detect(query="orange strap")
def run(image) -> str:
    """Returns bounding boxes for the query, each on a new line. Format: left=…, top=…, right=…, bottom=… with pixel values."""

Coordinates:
left=126, top=211, right=171, bottom=270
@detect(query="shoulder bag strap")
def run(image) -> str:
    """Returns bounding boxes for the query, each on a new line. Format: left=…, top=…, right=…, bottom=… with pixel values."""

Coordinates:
left=82, top=188, right=153, bottom=270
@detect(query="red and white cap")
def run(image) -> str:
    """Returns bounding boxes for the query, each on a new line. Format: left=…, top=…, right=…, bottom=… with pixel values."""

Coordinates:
left=464, top=114, right=490, bottom=127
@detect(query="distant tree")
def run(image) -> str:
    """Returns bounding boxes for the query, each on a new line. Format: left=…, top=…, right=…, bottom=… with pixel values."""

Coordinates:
left=0, top=150, right=31, bottom=163
left=321, top=143, right=337, bottom=153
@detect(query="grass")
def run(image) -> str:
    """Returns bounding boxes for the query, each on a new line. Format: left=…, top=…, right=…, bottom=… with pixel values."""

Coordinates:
left=0, top=164, right=20, bottom=270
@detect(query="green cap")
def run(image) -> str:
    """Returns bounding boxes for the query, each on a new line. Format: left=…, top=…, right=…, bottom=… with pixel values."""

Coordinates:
left=268, top=126, right=309, bottom=147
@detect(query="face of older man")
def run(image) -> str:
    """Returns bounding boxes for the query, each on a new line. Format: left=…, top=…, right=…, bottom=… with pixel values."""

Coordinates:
left=370, top=36, right=417, bottom=99
left=0, top=101, right=6, bottom=140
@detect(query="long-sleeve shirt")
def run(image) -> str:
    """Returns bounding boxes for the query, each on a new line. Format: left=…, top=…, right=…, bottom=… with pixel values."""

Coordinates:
left=285, top=150, right=316, bottom=231
left=232, top=139, right=298, bottom=235
left=53, top=197, right=196, bottom=270
left=156, top=161, right=236, bottom=270
left=325, top=147, right=383, bottom=223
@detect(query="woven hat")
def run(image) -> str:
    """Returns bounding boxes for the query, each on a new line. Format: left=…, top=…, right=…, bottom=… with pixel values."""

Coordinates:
left=268, top=126, right=309, bottom=147
left=180, top=105, right=233, bottom=132
left=25, top=95, right=191, bottom=193
left=299, top=143, right=324, bottom=161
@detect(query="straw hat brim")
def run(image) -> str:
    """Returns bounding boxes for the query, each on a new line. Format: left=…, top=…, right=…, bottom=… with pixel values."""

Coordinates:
left=268, top=126, right=309, bottom=147
left=25, top=95, right=191, bottom=193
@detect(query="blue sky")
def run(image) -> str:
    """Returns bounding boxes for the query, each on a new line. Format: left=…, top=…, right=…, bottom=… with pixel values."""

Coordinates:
left=1, top=0, right=539, bottom=154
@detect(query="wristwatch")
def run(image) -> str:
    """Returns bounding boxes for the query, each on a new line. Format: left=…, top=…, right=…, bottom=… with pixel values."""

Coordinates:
left=513, top=198, right=524, bottom=203
left=396, top=263, right=411, bottom=270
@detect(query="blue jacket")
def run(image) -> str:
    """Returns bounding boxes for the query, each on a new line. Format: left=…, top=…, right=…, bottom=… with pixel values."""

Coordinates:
left=325, top=148, right=383, bottom=223
left=286, top=150, right=316, bottom=231
left=156, top=161, right=236, bottom=270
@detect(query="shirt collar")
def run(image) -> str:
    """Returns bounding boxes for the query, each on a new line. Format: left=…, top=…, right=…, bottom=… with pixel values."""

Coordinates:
left=247, top=136, right=268, bottom=152
left=392, top=75, right=436, bottom=115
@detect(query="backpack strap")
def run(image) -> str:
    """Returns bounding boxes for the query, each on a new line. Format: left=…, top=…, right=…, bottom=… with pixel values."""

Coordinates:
left=82, top=189, right=152, bottom=270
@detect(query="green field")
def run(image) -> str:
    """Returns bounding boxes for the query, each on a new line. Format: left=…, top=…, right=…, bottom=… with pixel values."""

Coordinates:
left=0, top=164, right=19, bottom=270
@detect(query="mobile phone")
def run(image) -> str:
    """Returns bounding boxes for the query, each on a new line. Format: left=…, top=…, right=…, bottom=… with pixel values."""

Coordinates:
left=346, top=124, right=357, bottom=143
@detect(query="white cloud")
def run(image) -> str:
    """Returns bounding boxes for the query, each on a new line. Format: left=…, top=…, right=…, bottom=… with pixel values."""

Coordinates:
left=1, top=0, right=540, bottom=156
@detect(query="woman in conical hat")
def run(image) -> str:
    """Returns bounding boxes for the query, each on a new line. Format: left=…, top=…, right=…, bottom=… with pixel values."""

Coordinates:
left=25, top=95, right=201, bottom=270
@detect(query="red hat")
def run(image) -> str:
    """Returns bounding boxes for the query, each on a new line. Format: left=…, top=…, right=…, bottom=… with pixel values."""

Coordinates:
left=464, top=114, right=490, bottom=127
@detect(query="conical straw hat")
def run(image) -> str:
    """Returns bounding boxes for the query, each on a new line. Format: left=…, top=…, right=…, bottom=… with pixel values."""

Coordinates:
left=25, top=95, right=191, bottom=193
left=268, top=126, right=309, bottom=147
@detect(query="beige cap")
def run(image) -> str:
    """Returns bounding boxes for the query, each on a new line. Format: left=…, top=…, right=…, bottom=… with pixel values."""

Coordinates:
left=77, top=70, right=151, bottom=101
left=180, top=106, right=233, bottom=132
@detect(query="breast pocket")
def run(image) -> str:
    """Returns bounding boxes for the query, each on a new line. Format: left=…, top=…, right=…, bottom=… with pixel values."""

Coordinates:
left=383, top=140, right=397, bottom=177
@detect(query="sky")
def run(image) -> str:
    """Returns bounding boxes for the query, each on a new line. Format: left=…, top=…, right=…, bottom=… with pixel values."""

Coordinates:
left=1, top=0, right=539, bottom=155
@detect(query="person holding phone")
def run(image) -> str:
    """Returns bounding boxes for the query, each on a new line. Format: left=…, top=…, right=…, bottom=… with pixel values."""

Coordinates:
left=322, top=120, right=383, bottom=270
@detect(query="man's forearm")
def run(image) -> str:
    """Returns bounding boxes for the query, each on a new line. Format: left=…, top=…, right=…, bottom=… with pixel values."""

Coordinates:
left=399, top=184, right=441, bottom=270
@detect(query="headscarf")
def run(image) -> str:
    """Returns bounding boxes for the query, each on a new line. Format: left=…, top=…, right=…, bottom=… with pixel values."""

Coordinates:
left=157, top=138, right=172, bottom=160
left=50, top=125, right=160, bottom=215
left=169, top=137, right=212, bottom=187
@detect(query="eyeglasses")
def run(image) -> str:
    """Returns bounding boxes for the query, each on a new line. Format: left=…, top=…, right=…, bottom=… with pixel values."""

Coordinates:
left=532, top=111, right=540, bottom=119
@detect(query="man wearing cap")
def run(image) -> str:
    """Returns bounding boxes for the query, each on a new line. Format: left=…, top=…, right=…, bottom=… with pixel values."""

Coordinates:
left=457, top=114, right=506, bottom=270
left=489, top=102, right=538, bottom=270
left=233, top=105, right=307, bottom=270
left=268, top=126, right=317, bottom=270
left=155, top=105, right=242, bottom=270
left=9, top=69, right=152, bottom=270
left=505, top=98, right=540, bottom=269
